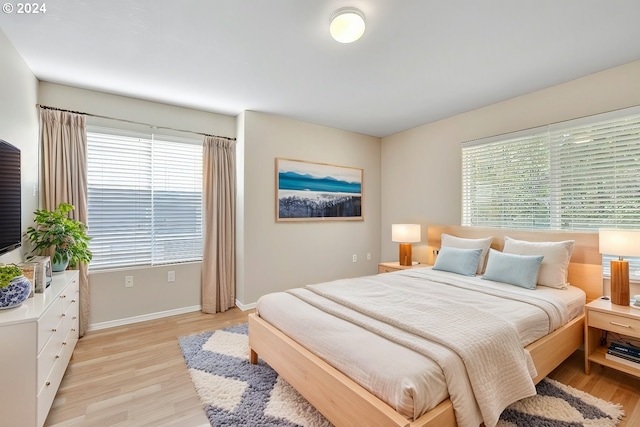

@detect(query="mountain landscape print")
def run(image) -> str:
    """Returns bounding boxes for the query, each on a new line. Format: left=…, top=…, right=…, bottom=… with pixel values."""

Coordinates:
left=276, top=158, right=363, bottom=221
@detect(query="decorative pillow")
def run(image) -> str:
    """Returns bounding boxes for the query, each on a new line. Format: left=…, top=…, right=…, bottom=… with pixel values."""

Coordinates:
left=432, top=246, right=483, bottom=276
left=433, top=246, right=482, bottom=276
left=441, top=233, right=493, bottom=274
left=482, top=249, right=544, bottom=289
left=502, top=236, right=575, bottom=289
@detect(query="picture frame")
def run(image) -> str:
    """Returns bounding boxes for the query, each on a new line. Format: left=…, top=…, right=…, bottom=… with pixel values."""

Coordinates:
left=276, top=158, right=363, bottom=222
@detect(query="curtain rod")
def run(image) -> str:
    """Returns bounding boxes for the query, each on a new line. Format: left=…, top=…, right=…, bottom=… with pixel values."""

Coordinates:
left=36, top=104, right=236, bottom=141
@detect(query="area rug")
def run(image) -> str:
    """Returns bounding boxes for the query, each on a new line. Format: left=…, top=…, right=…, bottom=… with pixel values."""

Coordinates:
left=178, top=324, right=624, bottom=427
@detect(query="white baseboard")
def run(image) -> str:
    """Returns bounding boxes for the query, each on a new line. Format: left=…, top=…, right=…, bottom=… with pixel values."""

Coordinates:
left=88, top=305, right=202, bottom=331
left=235, top=299, right=256, bottom=311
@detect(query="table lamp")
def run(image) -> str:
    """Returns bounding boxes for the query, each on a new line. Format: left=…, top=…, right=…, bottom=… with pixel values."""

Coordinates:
left=392, top=224, right=421, bottom=266
left=599, top=229, right=640, bottom=305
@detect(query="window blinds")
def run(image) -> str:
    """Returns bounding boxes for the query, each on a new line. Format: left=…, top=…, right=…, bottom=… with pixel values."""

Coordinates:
left=462, top=106, right=640, bottom=279
left=549, top=112, right=640, bottom=230
left=87, top=128, right=203, bottom=270
left=462, top=127, right=550, bottom=228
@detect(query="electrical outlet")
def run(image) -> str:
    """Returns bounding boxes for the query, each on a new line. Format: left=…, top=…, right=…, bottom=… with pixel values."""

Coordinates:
left=168, top=271, right=175, bottom=282
left=366, top=252, right=372, bottom=261
left=125, top=276, right=133, bottom=288
left=352, top=254, right=357, bottom=263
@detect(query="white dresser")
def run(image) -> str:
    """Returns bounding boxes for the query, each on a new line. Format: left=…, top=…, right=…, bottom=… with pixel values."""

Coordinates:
left=0, top=270, right=79, bottom=427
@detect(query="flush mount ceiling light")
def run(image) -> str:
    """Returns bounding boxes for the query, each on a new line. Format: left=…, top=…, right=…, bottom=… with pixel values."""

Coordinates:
left=329, top=7, right=365, bottom=43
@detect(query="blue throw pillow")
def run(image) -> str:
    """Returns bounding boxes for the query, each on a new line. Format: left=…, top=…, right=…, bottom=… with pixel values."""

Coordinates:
left=432, top=246, right=483, bottom=276
left=482, top=249, right=544, bottom=289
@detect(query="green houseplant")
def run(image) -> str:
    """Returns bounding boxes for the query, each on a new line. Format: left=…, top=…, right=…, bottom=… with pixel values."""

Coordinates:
left=0, top=265, right=23, bottom=289
left=25, top=203, right=92, bottom=271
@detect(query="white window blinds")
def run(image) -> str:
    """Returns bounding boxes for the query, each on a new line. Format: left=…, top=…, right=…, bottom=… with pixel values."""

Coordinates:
left=87, top=127, right=203, bottom=270
left=462, top=128, right=550, bottom=229
left=549, top=111, right=640, bottom=230
left=462, top=106, right=640, bottom=279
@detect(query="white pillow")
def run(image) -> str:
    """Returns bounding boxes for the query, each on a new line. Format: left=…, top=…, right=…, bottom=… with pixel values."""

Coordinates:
left=441, top=233, right=493, bottom=274
left=502, top=236, right=575, bottom=289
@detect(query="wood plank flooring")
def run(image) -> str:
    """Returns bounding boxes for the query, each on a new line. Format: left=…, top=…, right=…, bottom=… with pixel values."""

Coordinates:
left=45, top=309, right=640, bottom=427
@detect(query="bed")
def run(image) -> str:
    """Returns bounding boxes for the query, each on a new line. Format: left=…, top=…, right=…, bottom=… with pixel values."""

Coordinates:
left=248, top=226, right=602, bottom=427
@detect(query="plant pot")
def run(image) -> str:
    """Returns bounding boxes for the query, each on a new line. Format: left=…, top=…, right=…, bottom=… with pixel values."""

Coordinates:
left=0, top=275, right=32, bottom=309
left=52, top=252, right=70, bottom=272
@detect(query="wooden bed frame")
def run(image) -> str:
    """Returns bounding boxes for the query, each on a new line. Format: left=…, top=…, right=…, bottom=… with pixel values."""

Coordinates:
left=249, top=226, right=603, bottom=427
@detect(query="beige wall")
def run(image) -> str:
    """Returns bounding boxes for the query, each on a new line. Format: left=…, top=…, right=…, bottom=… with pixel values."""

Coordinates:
left=0, top=31, right=39, bottom=266
left=237, top=111, right=381, bottom=305
left=381, top=60, right=640, bottom=267
left=33, top=84, right=382, bottom=321
left=38, top=82, right=236, bottom=328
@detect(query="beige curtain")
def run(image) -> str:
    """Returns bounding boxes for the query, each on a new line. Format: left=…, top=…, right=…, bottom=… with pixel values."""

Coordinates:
left=39, top=108, right=90, bottom=336
left=202, top=136, right=236, bottom=313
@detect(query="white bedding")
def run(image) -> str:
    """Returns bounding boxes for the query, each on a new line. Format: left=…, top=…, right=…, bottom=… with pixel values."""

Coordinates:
left=255, top=267, right=585, bottom=427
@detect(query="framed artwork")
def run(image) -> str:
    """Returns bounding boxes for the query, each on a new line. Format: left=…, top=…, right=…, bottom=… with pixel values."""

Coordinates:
left=276, top=158, right=363, bottom=222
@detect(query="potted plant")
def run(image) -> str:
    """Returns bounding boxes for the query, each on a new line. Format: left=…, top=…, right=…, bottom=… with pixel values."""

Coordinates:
left=25, top=203, right=92, bottom=272
left=0, top=264, right=31, bottom=309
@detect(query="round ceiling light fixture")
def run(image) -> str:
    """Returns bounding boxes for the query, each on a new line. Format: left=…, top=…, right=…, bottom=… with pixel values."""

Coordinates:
left=329, top=7, right=365, bottom=43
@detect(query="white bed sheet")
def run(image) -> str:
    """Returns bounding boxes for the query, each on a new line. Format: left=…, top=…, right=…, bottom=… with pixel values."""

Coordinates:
left=255, top=267, right=585, bottom=423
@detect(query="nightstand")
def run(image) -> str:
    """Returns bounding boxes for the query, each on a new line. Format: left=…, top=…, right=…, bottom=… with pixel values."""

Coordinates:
left=584, top=298, right=640, bottom=378
left=378, top=261, right=426, bottom=274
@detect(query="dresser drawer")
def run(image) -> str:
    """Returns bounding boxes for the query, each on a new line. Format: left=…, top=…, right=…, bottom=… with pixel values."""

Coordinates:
left=37, top=365, right=61, bottom=427
left=62, top=305, right=78, bottom=337
left=37, top=296, right=64, bottom=353
left=60, top=279, right=79, bottom=314
left=61, top=322, right=78, bottom=366
left=589, top=310, right=640, bottom=338
left=37, top=317, right=64, bottom=392
left=63, top=310, right=79, bottom=350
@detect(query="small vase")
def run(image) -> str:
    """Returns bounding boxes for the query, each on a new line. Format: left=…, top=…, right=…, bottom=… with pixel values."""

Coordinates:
left=52, top=251, right=70, bottom=272
left=0, top=275, right=32, bottom=309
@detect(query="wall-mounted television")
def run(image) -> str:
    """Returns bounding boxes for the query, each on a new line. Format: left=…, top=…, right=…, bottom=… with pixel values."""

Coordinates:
left=0, top=139, right=22, bottom=256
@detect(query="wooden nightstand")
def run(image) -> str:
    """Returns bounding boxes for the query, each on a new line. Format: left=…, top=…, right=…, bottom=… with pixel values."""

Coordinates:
left=378, top=262, right=426, bottom=273
left=584, top=298, right=640, bottom=378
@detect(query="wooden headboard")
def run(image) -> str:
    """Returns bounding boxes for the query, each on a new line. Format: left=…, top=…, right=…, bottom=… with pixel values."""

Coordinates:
left=427, top=225, right=602, bottom=302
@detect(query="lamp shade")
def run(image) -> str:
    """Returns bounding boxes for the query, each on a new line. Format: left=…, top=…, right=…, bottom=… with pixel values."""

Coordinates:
left=392, top=224, right=421, bottom=243
left=599, top=229, right=640, bottom=257
left=329, top=8, right=365, bottom=43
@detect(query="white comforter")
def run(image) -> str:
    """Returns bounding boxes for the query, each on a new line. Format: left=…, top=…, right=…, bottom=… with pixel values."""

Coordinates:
left=256, top=268, right=582, bottom=427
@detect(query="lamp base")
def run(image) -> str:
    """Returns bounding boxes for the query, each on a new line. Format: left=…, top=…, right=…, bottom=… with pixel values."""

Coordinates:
left=610, top=259, right=630, bottom=306
left=399, top=243, right=412, bottom=266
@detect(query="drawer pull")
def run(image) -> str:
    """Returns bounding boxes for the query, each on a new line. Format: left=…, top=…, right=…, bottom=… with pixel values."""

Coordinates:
left=55, top=355, right=60, bottom=359
left=51, top=328, right=57, bottom=332
left=61, top=313, right=66, bottom=317
left=71, top=299, right=76, bottom=303
left=46, top=382, right=51, bottom=387
left=71, top=328, right=76, bottom=332
left=73, top=317, right=77, bottom=320
left=60, top=295, right=67, bottom=298
left=610, top=321, right=631, bottom=328
left=62, top=342, right=67, bottom=345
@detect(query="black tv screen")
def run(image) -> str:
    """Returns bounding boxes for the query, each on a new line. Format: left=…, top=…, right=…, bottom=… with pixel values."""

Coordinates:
left=0, top=139, right=21, bottom=256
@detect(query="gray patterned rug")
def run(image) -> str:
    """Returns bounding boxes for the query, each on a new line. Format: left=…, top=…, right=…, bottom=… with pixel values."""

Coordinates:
left=178, top=324, right=623, bottom=427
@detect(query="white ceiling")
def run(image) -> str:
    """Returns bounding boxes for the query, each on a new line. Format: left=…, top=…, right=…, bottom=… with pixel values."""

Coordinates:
left=1, top=1, right=639, bottom=137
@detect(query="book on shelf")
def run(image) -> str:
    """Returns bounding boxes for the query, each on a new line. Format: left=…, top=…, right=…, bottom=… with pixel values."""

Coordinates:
left=607, top=348, right=640, bottom=363
left=605, top=352, right=640, bottom=370
left=609, top=342, right=640, bottom=358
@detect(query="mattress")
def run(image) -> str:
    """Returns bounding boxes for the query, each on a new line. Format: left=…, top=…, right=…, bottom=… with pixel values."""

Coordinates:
left=255, top=267, right=585, bottom=425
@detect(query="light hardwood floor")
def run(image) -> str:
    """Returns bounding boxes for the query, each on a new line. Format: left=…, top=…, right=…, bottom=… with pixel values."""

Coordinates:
left=45, top=309, right=640, bottom=427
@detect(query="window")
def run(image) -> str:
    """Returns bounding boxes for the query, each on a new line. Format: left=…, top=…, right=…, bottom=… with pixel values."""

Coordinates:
left=87, top=127, right=203, bottom=270
left=462, top=106, right=640, bottom=279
